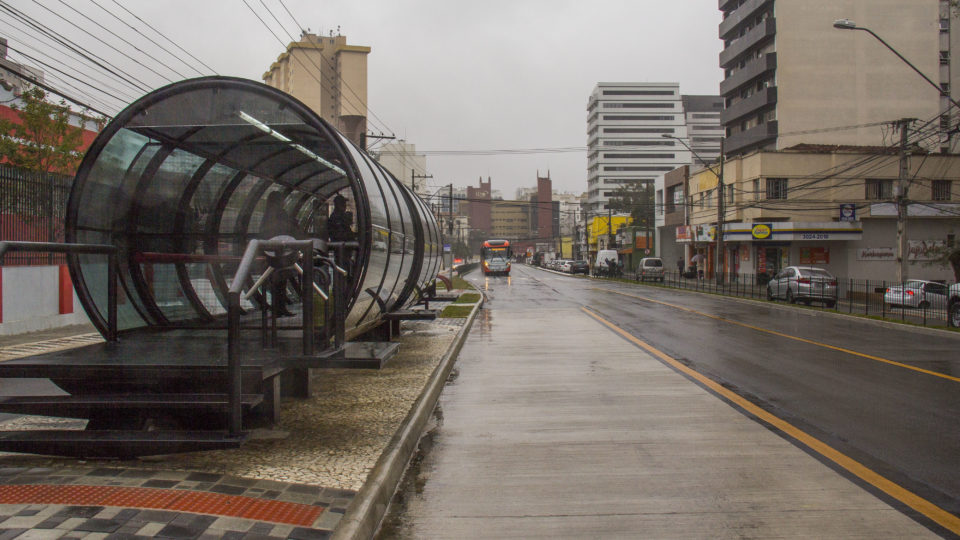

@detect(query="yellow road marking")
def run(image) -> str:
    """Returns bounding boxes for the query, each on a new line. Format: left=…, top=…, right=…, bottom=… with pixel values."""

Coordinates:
left=581, top=306, right=960, bottom=535
left=593, top=287, right=960, bottom=384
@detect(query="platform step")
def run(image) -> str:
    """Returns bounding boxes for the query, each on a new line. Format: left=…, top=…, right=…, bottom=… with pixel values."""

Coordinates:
left=0, top=429, right=247, bottom=458
left=0, top=393, right=263, bottom=418
left=383, top=310, right=438, bottom=321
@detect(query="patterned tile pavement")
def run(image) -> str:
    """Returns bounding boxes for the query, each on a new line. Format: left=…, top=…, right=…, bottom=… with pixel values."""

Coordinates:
left=0, top=466, right=355, bottom=539
left=0, top=292, right=475, bottom=538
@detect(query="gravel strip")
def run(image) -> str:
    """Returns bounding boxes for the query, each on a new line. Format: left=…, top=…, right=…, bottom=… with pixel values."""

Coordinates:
left=0, top=313, right=470, bottom=493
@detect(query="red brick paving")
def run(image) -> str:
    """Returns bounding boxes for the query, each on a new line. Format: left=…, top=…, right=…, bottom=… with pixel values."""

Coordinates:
left=0, top=484, right=324, bottom=526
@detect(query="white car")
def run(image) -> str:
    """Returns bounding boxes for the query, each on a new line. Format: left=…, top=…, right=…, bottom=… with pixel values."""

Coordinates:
left=559, top=260, right=573, bottom=273
left=884, top=280, right=949, bottom=310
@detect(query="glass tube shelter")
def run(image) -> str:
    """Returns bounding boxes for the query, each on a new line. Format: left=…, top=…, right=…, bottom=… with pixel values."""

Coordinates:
left=66, top=77, right=442, bottom=338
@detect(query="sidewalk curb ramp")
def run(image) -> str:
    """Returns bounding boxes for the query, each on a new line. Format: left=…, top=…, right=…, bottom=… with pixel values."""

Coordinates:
left=332, top=293, right=483, bottom=540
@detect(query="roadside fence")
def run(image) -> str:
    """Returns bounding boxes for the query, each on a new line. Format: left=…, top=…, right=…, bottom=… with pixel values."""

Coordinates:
left=629, top=270, right=959, bottom=330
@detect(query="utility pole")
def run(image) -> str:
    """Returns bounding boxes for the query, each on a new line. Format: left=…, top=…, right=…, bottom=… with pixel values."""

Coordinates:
left=411, top=169, right=433, bottom=193
left=448, top=184, right=454, bottom=234
left=716, top=139, right=725, bottom=285
left=895, top=118, right=915, bottom=284
left=607, top=208, right=613, bottom=249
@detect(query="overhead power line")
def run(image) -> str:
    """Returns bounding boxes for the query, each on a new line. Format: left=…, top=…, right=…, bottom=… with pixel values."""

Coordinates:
left=109, top=0, right=218, bottom=75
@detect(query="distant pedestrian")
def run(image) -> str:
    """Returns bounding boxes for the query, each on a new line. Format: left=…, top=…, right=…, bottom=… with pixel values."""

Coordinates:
left=676, top=258, right=684, bottom=274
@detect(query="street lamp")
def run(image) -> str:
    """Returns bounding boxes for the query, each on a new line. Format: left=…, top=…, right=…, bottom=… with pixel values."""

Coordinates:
left=832, top=19, right=960, bottom=112
left=833, top=19, right=959, bottom=284
left=663, top=134, right=725, bottom=284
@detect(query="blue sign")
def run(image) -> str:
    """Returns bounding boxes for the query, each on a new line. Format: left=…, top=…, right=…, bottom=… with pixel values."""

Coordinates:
left=839, top=203, right=856, bottom=222
left=443, top=243, right=452, bottom=253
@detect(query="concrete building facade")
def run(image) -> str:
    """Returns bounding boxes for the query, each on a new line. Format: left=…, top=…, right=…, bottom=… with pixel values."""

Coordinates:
left=263, top=32, right=370, bottom=146
left=374, top=141, right=429, bottom=198
left=719, top=0, right=958, bottom=156
left=586, top=82, right=692, bottom=214
left=682, top=147, right=960, bottom=281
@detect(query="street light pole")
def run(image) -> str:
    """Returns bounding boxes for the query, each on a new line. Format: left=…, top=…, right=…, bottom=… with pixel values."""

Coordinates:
left=663, top=134, right=725, bottom=284
left=833, top=19, right=951, bottom=283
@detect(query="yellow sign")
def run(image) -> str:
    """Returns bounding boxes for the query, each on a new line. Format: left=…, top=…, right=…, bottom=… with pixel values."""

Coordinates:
left=752, top=224, right=772, bottom=239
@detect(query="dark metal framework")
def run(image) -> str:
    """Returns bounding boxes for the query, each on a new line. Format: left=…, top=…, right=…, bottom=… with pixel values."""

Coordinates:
left=66, top=77, right=442, bottom=339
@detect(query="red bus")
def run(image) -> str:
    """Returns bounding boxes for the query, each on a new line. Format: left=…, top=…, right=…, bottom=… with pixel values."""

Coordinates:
left=481, top=239, right=511, bottom=276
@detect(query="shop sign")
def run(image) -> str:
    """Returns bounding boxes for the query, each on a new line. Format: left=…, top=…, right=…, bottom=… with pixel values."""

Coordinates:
left=694, top=225, right=715, bottom=242
left=751, top=223, right=773, bottom=240
left=739, top=245, right=750, bottom=261
left=676, top=225, right=692, bottom=241
left=800, top=247, right=829, bottom=264
left=908, top=240, right=945, bottom=261
left=857, top=247, right=894, bottom=261
left=839, top=203, right=856, bottom=222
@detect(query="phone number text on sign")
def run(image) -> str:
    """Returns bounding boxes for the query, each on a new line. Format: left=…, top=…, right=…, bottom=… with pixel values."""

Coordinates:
left=800, top=233, right=830, bottom=240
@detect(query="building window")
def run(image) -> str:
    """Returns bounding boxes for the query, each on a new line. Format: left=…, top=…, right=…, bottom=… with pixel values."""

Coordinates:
left=726, top=184, right=734, bottom=205
left=865, top=178, right=893, bottom=200
left=766, top=178, right=788, bottom=200
left=753, top=179, right=761, bottom=200
left=933, top=180, right=952, bottom=201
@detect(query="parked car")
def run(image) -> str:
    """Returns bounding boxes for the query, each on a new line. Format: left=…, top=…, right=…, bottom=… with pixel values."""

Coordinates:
left=766, top=266, right=838, bottom=307
left=569, top=260, right=589, bottom=275
left=884, top=280, right=949, bottom=310
left=949, top=283, right=960, bottom=328
left=559, top=260, right=573, bottom=273
left=636, top=257, right=664, bottom=282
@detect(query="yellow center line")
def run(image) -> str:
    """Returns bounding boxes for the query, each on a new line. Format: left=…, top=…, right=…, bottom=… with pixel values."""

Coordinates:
left=581, top=306, right=960, bottom=535
left=592, top=287, right=960, bottom=384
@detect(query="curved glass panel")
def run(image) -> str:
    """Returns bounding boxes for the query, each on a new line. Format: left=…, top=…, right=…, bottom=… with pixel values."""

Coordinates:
left=68, top=77, right=441, bottom=339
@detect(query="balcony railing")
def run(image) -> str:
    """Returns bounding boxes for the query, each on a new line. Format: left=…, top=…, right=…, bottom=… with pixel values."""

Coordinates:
left=719, top=17, right=776, bottom=68
left=719, top=0, right=773, bottom=39
left=720, top=53, right=777, bottom=96
left=721, top=86, right=777, bottom=125
left=724, top=121, right=778, bottom=156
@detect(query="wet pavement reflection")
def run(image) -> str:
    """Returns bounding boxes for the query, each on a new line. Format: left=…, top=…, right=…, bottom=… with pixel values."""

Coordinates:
left=377, top=264, right=957, bottom=538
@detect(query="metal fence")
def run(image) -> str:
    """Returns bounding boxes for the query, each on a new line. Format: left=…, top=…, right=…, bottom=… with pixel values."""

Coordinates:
left=626, top=270, right=959, bottom=329
left=0, top=165, right=72, bottom=266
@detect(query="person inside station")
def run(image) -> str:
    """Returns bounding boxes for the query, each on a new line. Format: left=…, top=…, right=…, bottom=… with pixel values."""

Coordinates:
left=326, top=193, right=355, bottom=242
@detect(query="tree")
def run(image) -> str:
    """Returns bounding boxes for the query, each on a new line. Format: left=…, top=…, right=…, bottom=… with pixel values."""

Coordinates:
left=922, top=241, right=960, bottom=282
left=607, top=181, right=655, bottom=228
left=0, top=87, right=99, bottom=174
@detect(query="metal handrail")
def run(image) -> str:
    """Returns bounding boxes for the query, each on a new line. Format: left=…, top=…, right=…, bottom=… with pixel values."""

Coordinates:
left=226, top=237, right=317, bottom=434
left=0, top=241, right=119, bottom=342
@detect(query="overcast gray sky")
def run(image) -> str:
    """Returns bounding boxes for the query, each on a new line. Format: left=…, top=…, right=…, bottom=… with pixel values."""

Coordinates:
left=5, top=0, right=723, bottom=195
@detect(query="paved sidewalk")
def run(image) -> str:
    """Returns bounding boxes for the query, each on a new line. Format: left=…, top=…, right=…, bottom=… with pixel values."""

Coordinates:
left=384, top=304, right=938, bottom=538
left=0, top=291, right=478, bottom=539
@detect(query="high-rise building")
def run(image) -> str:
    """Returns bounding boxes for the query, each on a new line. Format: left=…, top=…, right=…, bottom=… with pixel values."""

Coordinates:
left=681, top=95, right=724, bottom=164
left=263, top=32, right=370, bottom=146
left=587, top=83, right=722, bottom=214
left=718, top=0, right=958, bottom=156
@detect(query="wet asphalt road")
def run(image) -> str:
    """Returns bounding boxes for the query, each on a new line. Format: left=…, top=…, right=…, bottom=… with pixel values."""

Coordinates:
left=380, top=264, right=960, bottom=537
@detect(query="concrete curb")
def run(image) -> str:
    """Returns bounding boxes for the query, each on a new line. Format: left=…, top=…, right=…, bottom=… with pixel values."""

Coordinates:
left=331, top=294, right=483, bottom=540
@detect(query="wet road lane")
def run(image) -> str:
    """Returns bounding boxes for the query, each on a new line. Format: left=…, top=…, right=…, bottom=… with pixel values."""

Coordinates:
left=379, top=264, right=951, bottom=538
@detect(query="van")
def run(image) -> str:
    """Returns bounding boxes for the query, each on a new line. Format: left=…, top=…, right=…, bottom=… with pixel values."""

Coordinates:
left=594, top=249, right=619, bottom=277
left=636, top=257, right=664, bottom=282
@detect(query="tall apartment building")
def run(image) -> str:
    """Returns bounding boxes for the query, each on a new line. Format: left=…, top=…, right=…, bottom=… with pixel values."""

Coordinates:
left=719, top=0, right=958, bottom=156
left=587, top=83, right=724, bottom=214
left=263, top=32, right=370, bottom=146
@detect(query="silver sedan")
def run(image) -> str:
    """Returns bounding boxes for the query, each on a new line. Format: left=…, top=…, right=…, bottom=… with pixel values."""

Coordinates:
left=766, top=266, right=838, bottom=307
left=884, top=280, right=949, bottom=310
